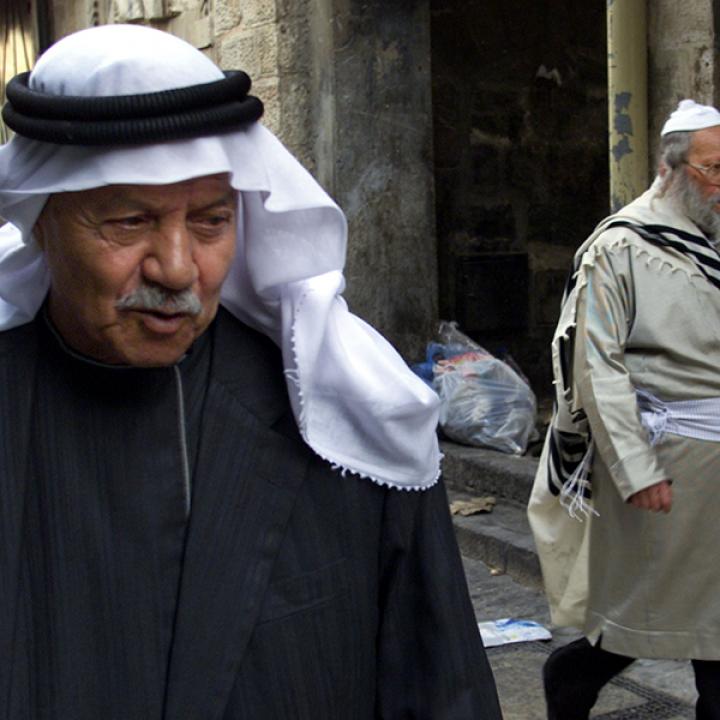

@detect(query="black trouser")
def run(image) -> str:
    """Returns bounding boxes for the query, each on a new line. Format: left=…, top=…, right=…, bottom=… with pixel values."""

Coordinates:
left=543, top=637, right=720, bottom=720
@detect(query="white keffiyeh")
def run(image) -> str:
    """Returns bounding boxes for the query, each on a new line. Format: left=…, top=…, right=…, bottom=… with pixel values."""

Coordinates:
left=0, top=24, right=441, bottom=490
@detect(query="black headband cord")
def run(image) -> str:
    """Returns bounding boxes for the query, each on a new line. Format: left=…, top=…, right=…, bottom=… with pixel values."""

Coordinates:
left=2, top=70, right=264, bottom=146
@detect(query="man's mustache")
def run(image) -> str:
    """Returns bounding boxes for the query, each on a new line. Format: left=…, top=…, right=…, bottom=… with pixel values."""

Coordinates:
left=116, top=284, right=203, bottom=316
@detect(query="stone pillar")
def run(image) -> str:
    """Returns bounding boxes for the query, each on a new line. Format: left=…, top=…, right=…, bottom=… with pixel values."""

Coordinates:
left=607, top=0, right=648, bottom=211
left=327, top=0, right=438, bottom=359
left=219, top=0, right=438, bottom=359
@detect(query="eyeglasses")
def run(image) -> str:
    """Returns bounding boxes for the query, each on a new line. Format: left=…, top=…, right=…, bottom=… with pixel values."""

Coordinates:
left=685, top=161, right=720, bottom=184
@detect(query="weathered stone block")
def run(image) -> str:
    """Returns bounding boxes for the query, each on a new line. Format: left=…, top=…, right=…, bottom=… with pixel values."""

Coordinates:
left=276, top=77, right=310, bottom=148
left=218, top=31, right=258, bottom=75
left=254, top=77, right=280, bottom=135
left=648, top=44, right=716, bottom=156
left=218, top=24, right=277, bottom=78
left=276, top=0, right=311, bottom=19
left=213, top=0, right=242, bottom=35
left=241, top=0, right=276, bottom=26
left=255, top=23, right=280, bottom=77
left=277, top=18, right=310, bottom=72
left=649, top=0, right=714, bottom=48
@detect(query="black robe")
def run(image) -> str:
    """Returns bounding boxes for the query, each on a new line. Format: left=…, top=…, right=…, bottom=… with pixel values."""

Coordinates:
left=0, top=308, right=502, bottom=719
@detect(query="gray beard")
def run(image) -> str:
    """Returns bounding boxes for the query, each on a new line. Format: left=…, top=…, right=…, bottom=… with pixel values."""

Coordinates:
left=666, top=170, right=720, bottom=242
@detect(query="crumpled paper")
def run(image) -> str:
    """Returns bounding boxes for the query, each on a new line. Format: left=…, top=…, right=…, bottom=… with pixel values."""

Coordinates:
left=449, top=496, right=496, bottom=516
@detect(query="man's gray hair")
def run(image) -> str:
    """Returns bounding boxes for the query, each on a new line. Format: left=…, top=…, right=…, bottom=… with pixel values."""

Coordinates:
left=657, top=130, right=692, bottom=195
left=659, top=131, right=692, bottom=170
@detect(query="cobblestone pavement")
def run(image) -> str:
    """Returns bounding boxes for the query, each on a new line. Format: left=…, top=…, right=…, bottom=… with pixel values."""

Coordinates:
left=463, top=555, right=696, bottom=719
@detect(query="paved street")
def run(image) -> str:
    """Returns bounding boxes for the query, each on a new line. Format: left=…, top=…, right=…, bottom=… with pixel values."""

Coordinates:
left=463, top=555, right=697, bottom=719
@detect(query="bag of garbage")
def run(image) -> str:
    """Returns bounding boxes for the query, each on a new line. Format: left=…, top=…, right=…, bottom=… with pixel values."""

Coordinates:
left=431, top=322, right=537, bottom=455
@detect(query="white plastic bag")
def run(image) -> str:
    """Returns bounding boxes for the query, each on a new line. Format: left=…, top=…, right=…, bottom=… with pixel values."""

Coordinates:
left=431, top=323, right=537, bottom=455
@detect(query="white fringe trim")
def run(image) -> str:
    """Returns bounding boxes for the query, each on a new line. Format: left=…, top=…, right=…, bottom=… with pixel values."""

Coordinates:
left=559, top=442, right=599, bottom=522
left=283, top=286, right=441, bottom=492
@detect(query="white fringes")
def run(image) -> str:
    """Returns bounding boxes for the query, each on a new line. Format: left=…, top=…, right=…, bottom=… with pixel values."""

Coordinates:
left=562, top=488, right=600, bottom=522
left=313, top=444, right=440, bottom=491
left=559, top=442, right=599, bottom=521
left=285, top=284, right=441, bottom=492
left=286, top=289, right=309, bottom=429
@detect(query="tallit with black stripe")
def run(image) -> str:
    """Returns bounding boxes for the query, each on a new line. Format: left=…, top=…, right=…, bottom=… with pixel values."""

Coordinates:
left=546, top=219, right=720, bottom=517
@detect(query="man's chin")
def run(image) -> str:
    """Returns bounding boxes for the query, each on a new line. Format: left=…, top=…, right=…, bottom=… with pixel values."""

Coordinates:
left=106, top=328, right=199, bottom=367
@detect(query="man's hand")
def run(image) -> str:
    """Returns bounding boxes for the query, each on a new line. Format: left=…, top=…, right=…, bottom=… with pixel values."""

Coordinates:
left=628, top=480, right=673, bottom=513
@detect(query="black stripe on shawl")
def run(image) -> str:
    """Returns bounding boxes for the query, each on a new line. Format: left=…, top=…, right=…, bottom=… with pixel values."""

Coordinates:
left=606, top=221, right=720, bottom=291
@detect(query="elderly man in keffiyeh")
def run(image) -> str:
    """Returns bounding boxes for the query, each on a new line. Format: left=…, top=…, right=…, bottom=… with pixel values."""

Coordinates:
left=529, top=100, right=720, bottom=719
left=0, top=24, right=502, bottom=719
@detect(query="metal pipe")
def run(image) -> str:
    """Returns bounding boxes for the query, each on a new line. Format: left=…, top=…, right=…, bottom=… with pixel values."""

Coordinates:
left=607, top=0, right=648, bottom=211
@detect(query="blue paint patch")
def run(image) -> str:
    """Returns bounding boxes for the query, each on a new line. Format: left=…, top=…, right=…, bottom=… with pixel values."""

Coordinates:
left=614, top=113, right=634, bottom=135
left=612, top=136, right=632, bottom=161
left=614, top=92, right=632, bottom=112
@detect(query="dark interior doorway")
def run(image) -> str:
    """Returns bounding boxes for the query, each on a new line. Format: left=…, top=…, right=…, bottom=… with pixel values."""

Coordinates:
left=431, top=0, right=609, bottom=397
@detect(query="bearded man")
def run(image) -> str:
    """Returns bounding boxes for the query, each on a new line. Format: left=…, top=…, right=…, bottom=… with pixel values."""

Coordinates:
left=0, top=24, right=502, bottom=720
left=528, top=100, right=720, bottom=719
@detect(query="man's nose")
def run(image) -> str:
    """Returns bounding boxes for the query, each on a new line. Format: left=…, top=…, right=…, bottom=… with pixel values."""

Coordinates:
left=142, top=222, right=198, bottom=290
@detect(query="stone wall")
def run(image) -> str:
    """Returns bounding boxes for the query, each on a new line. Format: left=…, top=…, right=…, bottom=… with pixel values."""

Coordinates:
left=648, top=0, right=719, bottom=167
left=217, top=0, right=438, bottom=359
left=431, top=0, right=609, bottom=395
left=328, top=1, right=438, bottom=359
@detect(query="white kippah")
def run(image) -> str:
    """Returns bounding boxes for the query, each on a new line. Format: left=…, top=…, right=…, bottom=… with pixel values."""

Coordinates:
left=661, top=99, right=720, bottom=135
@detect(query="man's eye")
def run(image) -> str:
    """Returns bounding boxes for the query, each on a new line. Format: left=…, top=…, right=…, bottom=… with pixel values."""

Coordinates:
left=110, top=216, right=148, bottom=229
left=192, top=214, right=233, bottom=229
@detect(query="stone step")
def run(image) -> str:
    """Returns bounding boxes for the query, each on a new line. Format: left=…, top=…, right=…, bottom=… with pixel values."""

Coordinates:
left=441, top=440, right=543, bottom=589
left=448, top=488, right=543, bottom=590
left=440, top=439, right=538, bottom=504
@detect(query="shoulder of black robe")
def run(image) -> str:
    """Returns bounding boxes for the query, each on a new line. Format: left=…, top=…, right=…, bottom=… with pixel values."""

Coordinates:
left=167, top=308, right=502, bottom=720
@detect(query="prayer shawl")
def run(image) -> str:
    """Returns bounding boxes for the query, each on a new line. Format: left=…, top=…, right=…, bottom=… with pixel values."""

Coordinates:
left=547, top=218, right=720, bottom=518
left=528, top=179, right=720, bottom=628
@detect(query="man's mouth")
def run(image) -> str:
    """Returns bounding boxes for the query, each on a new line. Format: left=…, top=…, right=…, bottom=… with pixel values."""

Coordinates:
left=131, top=308, right=191, bottom=334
